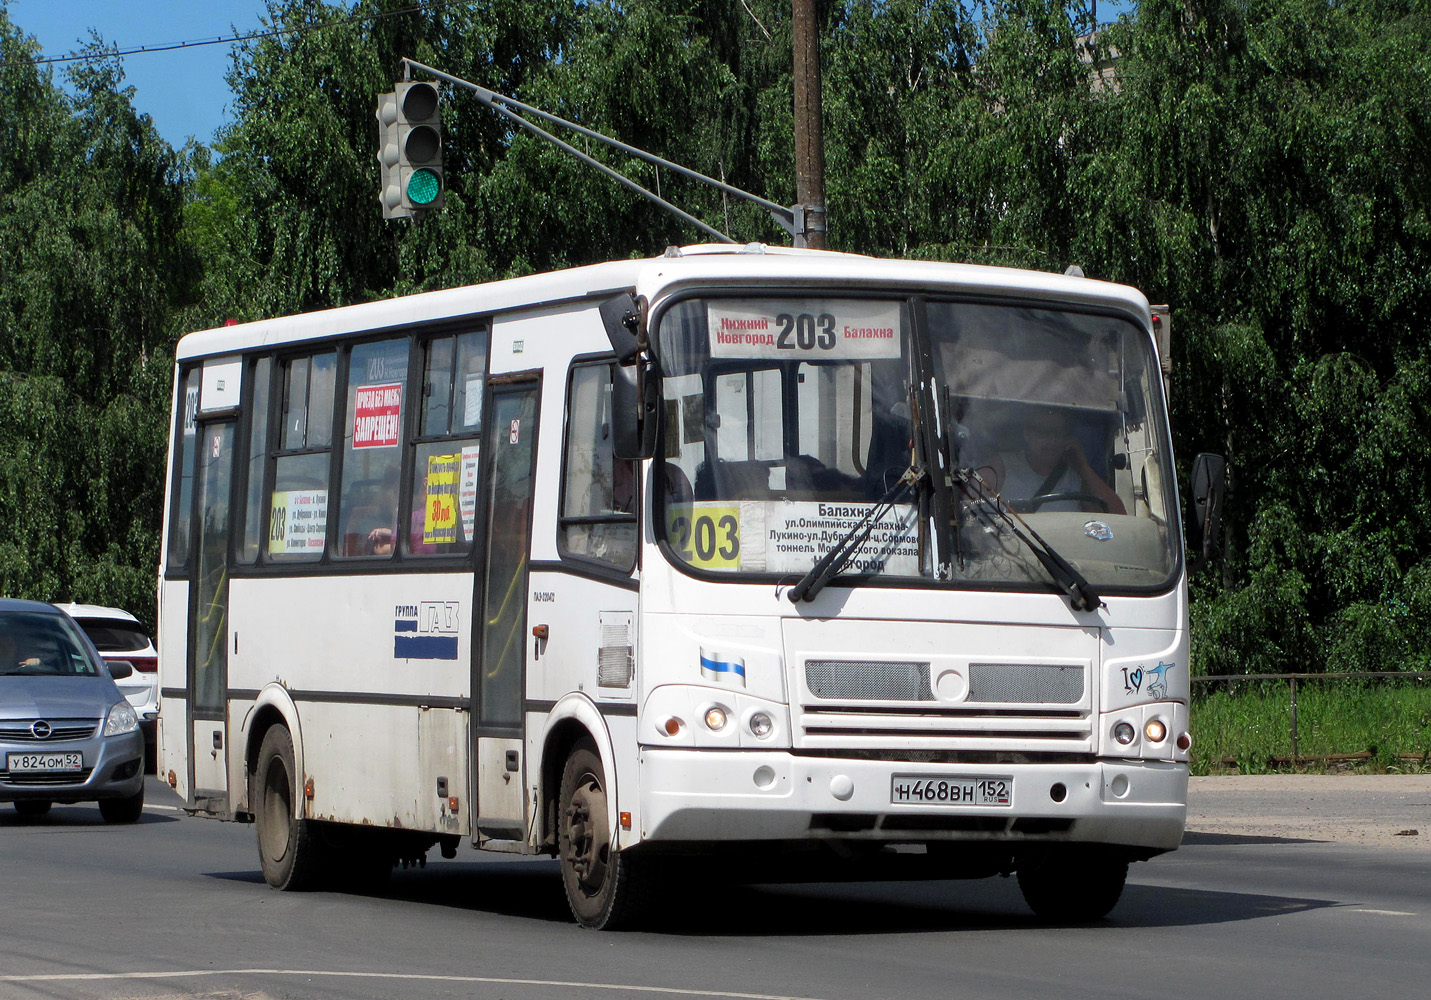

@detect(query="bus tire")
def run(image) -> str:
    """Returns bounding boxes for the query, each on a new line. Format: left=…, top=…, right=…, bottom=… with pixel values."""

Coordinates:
left=558, top=741, right=649, bottom=930
left=1016, top=850, right=1127, bottom=922
left=253, top=726, right=322, bottom=891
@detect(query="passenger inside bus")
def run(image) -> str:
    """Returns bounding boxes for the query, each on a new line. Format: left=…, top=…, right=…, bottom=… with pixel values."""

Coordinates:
left=987, top=406, right=1125, bottom=515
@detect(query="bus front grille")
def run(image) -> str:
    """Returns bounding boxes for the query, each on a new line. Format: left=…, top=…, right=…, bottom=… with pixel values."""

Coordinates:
left=794, top=706, right=1092, bottom=752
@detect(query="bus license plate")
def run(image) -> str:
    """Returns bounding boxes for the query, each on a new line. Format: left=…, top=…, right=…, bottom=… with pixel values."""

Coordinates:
left=890, top=775, right=1012, bottom=806
left=7, top=752, right=84, bottom=773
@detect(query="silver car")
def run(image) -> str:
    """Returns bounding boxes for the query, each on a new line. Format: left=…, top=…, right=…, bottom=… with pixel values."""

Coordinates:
left=0, top=599, right=146, bottom=822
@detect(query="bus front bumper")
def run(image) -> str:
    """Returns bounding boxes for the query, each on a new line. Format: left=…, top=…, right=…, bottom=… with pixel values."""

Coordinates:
left=636, top=749, right=1186, bottom=852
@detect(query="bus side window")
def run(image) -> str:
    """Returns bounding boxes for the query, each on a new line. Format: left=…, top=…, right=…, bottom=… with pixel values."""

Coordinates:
left=267, top=351, right=336, bottom=562
left=559, top=362, right=637, bottom=571
left=238, top=356, right=272, bottom=564
left=166, top=368, right=201, bottom=570
left=407, top=329, right=488, bottom=557
left=336, top=338, right=409, bottom=559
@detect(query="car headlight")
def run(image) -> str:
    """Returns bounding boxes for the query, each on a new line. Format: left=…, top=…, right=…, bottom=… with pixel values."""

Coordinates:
left=104, top=701, right=140, bottom=737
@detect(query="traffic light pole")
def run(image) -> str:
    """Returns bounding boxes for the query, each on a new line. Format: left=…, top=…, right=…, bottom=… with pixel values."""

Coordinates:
left=399, top=58, right=821, bottom=248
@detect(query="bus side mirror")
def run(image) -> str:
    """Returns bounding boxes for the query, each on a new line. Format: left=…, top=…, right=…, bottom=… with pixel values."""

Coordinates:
left=1187, top=452, right=1226, bottom=574
left=601, top=291, right=656, bottom=459
left=611, top=360, right=658, bottom=460
left=599, top=291, right=644, bottom=364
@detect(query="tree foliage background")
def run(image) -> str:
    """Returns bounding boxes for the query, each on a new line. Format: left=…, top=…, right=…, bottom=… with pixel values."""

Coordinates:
left=2, top=0, right=1429, bottom=673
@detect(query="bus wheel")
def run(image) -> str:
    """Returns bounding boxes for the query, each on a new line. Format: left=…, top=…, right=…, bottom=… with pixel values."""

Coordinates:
left=253, top=726, right=321, bottom=891
left=558, top=741, right=648, bottom=929
left=1016, top=850, right=1127, bottom=922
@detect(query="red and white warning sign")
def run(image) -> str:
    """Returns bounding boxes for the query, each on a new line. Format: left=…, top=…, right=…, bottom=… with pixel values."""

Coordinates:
left=352, top=382, right=402, bottom=449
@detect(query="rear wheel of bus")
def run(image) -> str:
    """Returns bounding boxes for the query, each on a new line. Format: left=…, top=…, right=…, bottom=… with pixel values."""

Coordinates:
left=253, top=725, right=322, bottom=890
left=558, top=740, right=651, bottom=929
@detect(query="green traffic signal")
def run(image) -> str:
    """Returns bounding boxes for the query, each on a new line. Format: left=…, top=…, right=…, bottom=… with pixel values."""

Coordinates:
left=406, top=168, right=441, bottom=206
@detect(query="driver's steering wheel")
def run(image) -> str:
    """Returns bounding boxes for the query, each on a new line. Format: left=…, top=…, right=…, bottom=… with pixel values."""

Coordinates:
left=1012, top=492, right=1110, bottom=513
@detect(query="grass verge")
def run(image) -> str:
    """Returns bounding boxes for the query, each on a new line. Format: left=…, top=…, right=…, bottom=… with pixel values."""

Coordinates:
left=1191, top=679, right=1431, bottom=774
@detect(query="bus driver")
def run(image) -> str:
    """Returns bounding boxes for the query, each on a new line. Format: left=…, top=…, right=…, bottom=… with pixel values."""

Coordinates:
left=987, top=406, right=1126, bottom=515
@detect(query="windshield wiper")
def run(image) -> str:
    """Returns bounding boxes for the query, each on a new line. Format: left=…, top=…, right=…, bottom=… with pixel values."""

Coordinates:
left=786, top=466, right=924, bottom=604
left=953, top=467, right=1103, bottom=613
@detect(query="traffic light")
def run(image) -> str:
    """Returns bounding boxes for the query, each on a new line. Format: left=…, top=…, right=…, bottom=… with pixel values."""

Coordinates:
left=394, top=81, right=444, bottom=213
left=375, top=81, right=444, bottom=219
left=375, top=91, right=408, bottom=219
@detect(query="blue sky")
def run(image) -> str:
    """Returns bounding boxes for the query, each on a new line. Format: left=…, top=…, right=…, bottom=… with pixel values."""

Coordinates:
left=8, top=0, right=280, bottom=148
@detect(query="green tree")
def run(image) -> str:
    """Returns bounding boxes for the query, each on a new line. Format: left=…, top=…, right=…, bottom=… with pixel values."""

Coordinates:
left=0, top=11, right=193, bottom=625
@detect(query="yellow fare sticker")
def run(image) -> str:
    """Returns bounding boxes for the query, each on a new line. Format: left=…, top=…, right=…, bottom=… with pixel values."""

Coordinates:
left=667, top=505, right=741, bottom=569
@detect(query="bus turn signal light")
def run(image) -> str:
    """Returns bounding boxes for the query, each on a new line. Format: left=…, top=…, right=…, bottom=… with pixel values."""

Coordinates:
left=661, top=717, right=683, bottom=737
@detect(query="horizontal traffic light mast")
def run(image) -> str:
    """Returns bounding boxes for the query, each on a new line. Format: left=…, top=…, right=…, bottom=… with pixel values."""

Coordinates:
left=388, top=58, right=821, bottom=247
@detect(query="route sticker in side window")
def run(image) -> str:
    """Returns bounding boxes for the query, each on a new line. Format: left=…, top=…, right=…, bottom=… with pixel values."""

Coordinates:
left=708, top=300, right=901, bottom=361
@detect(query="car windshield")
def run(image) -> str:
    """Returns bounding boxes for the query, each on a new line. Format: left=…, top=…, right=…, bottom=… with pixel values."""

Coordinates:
left=654, top=294, right=1178, bottom=593
left=0, top=612, right=104, bottom=677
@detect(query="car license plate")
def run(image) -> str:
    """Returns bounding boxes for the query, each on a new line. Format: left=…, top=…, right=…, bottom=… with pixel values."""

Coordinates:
left=7, top=751, right=84, bottom=773
left=890, top=775, right=1012, bottom=806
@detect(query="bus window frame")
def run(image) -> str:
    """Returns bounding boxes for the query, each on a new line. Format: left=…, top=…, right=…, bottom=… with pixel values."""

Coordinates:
left=263, top=346, right=342, bottom=565
left=405, top=325, right=491, bottom=559
left=555, top=353, right=639, bottom=578
left=164, top=366, right=202, bottom=578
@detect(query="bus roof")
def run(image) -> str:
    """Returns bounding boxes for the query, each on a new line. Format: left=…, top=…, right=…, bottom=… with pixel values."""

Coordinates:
left=175, top=245, right=1150, bottom=361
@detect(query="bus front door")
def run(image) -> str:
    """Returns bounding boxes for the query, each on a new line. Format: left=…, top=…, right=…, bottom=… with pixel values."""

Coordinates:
left=473, top=383, right=539, bottom=844
left=188, top=420, right=235, bottom=813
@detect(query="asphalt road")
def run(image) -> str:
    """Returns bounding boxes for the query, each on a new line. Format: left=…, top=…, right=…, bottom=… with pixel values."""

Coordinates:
left=1, top=776, right=1427, bottom=1000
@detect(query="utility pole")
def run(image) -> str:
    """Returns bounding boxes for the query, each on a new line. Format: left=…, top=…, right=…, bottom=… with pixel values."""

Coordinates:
left=792, top=0, right=827, bottom=249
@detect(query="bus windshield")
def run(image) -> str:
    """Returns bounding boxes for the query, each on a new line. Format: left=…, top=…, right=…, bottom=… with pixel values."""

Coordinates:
left=654, top=294, right=1178, bottom=593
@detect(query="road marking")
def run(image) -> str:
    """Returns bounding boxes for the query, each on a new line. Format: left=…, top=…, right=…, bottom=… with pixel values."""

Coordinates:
left=146, top=804, right=183, bottom=813
left=1348, top=908, right=1417, bottom=916
left=0, top=969, right=824, bottom=1000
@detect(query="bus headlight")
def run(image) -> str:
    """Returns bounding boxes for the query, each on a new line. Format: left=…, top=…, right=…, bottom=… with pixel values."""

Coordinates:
left=1112, top=721, right=1136, bottom=746
left=703, top=706, right=729, bottom=731
left=1144, top=719, right=1168, bottom=743
left=748, top=711, right=774, bottom=738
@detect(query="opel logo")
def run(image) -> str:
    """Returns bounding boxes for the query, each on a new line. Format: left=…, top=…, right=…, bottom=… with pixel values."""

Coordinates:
left=30, top=720, right=52, bottom=740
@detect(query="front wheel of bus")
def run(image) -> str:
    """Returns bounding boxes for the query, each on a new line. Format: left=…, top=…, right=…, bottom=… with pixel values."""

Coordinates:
left=1016, top=850, right=1127, bottom=922
left=253, top=726, right=321, bottom=891
left=558, top=741, right=649, bottom=930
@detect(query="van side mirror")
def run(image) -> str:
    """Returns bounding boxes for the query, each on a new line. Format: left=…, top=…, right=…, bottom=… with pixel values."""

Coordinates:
left=1187, top=452, right=1226, bottom=573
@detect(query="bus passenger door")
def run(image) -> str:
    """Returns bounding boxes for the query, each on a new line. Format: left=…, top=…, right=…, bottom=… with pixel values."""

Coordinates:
left=473, top=382, right=539, bottom=844
left=188, top=421, right=235, bottom=812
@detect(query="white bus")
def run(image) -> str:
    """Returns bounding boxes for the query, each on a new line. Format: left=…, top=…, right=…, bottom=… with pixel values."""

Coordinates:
left=158, top=244, right=1213, bottom=928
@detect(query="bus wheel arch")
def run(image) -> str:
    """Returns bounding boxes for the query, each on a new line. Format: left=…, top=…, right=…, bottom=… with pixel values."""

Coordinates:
left=537, top=696, right=619, bottom=852
left=243, top=687, right=303, bottom=821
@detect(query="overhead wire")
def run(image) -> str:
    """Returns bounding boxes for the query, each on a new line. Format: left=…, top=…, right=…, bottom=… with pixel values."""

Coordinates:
left=7, top=2, right=441, bottom=68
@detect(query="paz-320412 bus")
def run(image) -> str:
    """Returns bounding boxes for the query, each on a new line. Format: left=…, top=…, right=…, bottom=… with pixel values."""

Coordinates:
left=158, top=244, right=1219, bottom=928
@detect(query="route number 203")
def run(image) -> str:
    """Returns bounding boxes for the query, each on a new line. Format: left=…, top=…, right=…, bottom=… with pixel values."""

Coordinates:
left=667, top=506, right=741, bottom=569
left=775, top=313, right=837, bottom=351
